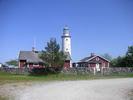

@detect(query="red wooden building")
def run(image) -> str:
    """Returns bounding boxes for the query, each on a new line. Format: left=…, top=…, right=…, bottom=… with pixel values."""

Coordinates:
left=77, top=53, right=110, bottom=70
left=18, top=50, right=71, bottom=68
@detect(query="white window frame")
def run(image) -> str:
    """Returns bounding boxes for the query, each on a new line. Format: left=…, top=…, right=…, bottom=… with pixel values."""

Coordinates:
left=33, top=64, right=39, bottom=66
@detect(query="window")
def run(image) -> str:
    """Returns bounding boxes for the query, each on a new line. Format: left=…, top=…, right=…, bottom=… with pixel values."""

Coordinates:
left=66, top=39, right=68, bottom=41
left=96, top=57, right=99, bottom=61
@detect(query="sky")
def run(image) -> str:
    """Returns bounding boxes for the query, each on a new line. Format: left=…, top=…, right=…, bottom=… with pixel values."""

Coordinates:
left=0, top=0, right=133, bottom=63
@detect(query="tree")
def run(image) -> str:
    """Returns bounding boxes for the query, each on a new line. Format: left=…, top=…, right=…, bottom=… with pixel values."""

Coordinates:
left=40, top=38, right=66, bottom=68
left=110, top=45, right=133, bottom=67
left=126, top=46, right=133, bottom=57
left=101, top=53, right=112, bottom=60
left=125, top=45, right=133, bottom=67
left=6, top=59, right=18, bottom=66
left=110, top=58, right=118, bottom=67
left=111, top=56, right=126, bottom=67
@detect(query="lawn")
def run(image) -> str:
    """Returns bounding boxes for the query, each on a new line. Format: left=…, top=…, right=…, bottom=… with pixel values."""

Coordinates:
left=0, top=73, right=133, bottom=83
left=0, top=74, right=133, bottom=100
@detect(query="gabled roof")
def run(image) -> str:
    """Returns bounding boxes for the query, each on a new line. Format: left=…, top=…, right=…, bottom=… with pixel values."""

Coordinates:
left=80, top=56, right=93, bottom=62
left=80, top=55, right=110, bottom=62
left=19, top=51, right=71, bottom=63
left=19, top=51, right=44, bottom=63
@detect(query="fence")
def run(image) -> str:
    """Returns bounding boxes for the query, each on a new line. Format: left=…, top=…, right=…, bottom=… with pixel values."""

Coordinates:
left=0, top=68, right=29, bottom=74
left=0, top=67, right=133, bottom=75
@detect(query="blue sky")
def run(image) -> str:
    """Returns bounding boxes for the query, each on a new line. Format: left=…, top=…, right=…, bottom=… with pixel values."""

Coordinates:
left=0, top=0, right=133, bottom=63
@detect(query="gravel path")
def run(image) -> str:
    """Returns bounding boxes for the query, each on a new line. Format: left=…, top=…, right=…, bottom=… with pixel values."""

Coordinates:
left=1, top=78, right=133, bottom=100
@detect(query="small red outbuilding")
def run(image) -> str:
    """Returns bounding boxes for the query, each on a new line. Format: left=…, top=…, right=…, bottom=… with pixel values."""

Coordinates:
left=18, top=50, right=71, bottom=68
left=77, top=53, right=110, bottom=70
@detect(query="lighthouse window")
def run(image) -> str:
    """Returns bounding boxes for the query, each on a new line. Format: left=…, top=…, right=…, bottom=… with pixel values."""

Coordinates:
left=66, top=39, right=68, bottom=41
left=66, top=48, right=68, bottom=50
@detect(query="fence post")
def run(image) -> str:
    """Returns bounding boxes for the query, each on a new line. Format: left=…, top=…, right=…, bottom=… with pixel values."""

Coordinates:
left=93, top=67, right=96, bottom=75
left=101, top=67, right=103, bottom=76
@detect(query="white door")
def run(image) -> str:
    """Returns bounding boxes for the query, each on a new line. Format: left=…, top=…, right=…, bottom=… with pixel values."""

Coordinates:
left=96, top=64, right=100, bottom=71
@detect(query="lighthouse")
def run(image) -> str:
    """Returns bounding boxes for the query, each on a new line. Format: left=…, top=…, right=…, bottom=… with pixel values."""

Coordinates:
left=61, top=26, right=72, bottom=67
left=61, top=26, right=71, bottom=56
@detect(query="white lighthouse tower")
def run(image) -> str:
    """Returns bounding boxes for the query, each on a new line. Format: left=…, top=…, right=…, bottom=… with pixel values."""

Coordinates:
left=61, top=26, right=71, bottom=56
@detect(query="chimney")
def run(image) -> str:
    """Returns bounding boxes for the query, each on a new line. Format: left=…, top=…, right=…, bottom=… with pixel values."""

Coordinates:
left=91, top=53, right=95, bottom=57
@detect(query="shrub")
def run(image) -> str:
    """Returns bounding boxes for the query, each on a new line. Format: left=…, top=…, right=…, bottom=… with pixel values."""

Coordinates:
left=29, top=67, right=63, bottom=76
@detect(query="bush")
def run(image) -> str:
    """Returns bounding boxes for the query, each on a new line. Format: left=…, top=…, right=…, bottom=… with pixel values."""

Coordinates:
left=29, top=67, right=63, bottom=76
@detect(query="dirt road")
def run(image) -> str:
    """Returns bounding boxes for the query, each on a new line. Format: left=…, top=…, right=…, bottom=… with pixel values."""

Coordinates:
left=1, top=78, right=133, bottom=100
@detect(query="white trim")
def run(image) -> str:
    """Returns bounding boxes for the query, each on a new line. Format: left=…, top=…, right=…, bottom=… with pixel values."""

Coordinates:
left=86, top=55, right=110, bottom=62
left=98, top=55, right=110, bottom=62
left=0, top=63, right=2, bottom=67
left=19, top=61, right=20, bottom=68
left=33, top=64, right=39, bottom=66
left=27, top=64, right=29, bottom=68
left=96, top=64, right=100, bottom=71
left=86, top=56, right=97, bottom=62
left=70, top=62, right=72, bottom=68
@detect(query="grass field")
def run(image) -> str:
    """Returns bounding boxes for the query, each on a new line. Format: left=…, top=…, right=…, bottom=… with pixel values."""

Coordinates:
left=0, top=73, right=133, bottom=83
left=0, top=74, right=133, bottom=100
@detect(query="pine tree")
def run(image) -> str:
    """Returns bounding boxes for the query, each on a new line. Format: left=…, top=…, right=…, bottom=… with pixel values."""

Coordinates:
left=40, top=38, right=66, bottom=68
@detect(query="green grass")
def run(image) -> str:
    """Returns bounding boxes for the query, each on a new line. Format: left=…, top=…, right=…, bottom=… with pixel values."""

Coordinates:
left=0, top=96, right=9, bottom=100
left=0, top=73, right=133, bottom=83
left=0, top=74, right=133, bottom=100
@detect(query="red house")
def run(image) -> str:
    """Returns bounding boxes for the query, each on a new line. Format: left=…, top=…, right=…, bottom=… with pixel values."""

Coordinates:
left=77, top=53, right=110, bottom=71
left=18, top=50, right=71, bottom=68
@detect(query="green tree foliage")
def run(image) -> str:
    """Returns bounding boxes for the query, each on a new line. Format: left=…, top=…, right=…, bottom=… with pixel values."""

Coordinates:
left=101, top=53, right=112, bottom=60
left=110, top=56, right=125, bottom=67
left=111, top=45, right=133, bottom=67
left=126, top=46, right=133, bottom=57
left=6, top=59, right=18, bottom=66
left=125, top=46, right=133, bottom=67
left=40, top=38, right=66, bottom=68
